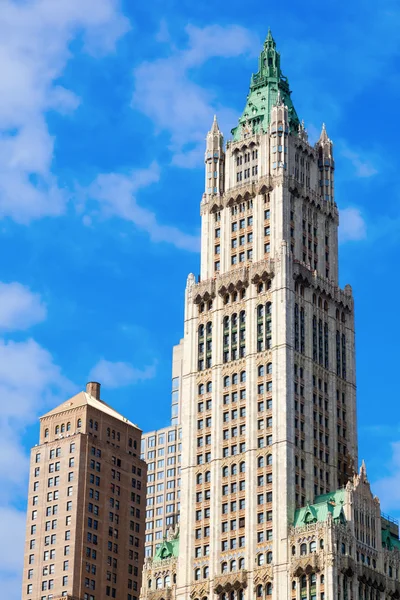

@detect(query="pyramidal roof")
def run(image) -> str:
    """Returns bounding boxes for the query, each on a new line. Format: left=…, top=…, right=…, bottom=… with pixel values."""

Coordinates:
left=41, top=390, right=139, bottom=429
left=231, top=29, right=300, bottom=141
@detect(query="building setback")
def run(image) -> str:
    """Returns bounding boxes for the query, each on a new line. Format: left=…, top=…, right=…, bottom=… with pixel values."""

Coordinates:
left=22, top=382, right=147, bottom=600
left=139, top=31, right=400, bottom=600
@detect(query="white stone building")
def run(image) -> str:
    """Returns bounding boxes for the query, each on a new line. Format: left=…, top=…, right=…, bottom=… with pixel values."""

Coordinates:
left=140, top=31, right=400, bottom=600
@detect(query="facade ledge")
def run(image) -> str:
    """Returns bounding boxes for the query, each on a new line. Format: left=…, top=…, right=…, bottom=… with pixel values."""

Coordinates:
left=213, top=570, right=248, bottom=593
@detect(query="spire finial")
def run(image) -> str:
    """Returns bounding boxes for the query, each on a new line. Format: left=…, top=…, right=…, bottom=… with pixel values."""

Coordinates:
left=210, top=114, right=220, bottom=134
left=265, top=27, right=275, bottom=44
left=318, top=122, right=330, bottom=144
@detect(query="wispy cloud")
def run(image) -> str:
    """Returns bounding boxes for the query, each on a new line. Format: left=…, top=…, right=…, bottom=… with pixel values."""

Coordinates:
left=89, top=359, right=156, bottom=388
left=85, top=162, right=200, bottom=251
left=0, top=281, right=47, bottom=331
left=0, top=0, right=130, bottom=224
left=340, top=145, right=379, bottom=178
left=339, top=207, right=367, bottom=243
left=133, top=24, right=258, bottom=167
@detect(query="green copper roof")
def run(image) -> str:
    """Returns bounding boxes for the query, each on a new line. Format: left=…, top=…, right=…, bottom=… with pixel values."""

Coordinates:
left=231, top=29, right=300, bottom=141
left=382, top=528, right=400, bottom=551
left=153, top=535, right=179, bottom=562
left=293, top=489, right=346, bottom=528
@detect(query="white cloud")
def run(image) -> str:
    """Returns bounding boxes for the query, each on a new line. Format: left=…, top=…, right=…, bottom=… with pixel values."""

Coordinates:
left=0, top=282, right=46, bottom=331
left=133, top=24, right=258, bottom=167
left=86, top=162, right=200, bottom=251
left=89, top=359, right=156, bottom=389
left=340, top=146, right=378, bottom=178
left=339, top=207, right=367, bottom=243
left=0, top=0, right=130, bottom=223
left=373, top=441, right=400, bottom=513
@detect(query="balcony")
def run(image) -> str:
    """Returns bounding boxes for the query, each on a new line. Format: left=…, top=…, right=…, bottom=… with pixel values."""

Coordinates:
left=213, top=570, right=248, bottom=594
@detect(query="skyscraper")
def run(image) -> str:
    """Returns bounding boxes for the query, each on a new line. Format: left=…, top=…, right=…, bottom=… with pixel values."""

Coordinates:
left=22, top=382, right=147, bottom=600
left=140, top=31, right=400, bottom=600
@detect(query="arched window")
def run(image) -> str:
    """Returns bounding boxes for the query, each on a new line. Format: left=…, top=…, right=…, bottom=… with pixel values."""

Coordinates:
left=240, top=311, right=245, bottom=324
left=197, top=473, right=203, bottom=484
left=239, top=461, right=245, bottom=473
left=238, top=558, right=245, bottom=570
left=77, top=419, right=82, bottom=428
left=55, top=425, right=59, bottom=434
left=230, top=560, right=236, bottom=571
left=231, top=313, right=237, bottom=327
left=224, top=294, right=229, bottom=305
left=291, top=546, right=296, bottom=556
left=256, top=585, right=263, bottom=598
left=203, top=566, right=209, bottom=579
left=232, top=373, right=238, bottom=385
left=112, top=430, right=115, bottom=439
left=238, top=591, right=244, bottom=600
left=89, top=419, right=93, bottom=428
left=258, top=456, right=264, bottom=468
left=266, top=302, right=272, bottom=315
left=117, top=432, right=120, bottom=441
left=148, top=580, right=152, bottom=589
left=240, top=371, right=246, bottom=382
left=258, top=283, right=264, bottom=293
left=44, top=428, right=49, bottom=438
left=173, top=574, right=176, bottom=584
left=300, top=543, right=307, bottom=556
left=194, top=569, right=201, bottom=581
left=301, top=575, right=307, bottom=589
left=206, top=382, right=212, bottom=393
left=165, top=576, right=170, bottom=587
left=156, top=577, right=162, bottom=589
left=320, top=539, right=324, bottom=549
left=267, top=551, right=273, bottom=564
left=199, top=324, right=205, bottom=337
left=266, top=583, right=272, bottom=596
left=221, top=562, right=227, bottom=574
left=206, top=321, right=212, bottom=335
left=231, top=464, right=237, bottom=475
left=94, top=421, right=98, bottom=431
left=240, top=288, right=246, bottom=300
left=61, top=423, right=65, bottom=433
left=129, top=438, right=133, bottom=448
left=266, top=454, right=272, bottom=465
left=257, top=553, right=264, bottom=566
left=198, top=384, right=204, bottom=395
left=224, top=376, right=230, bottom=388
left=257, top=305, right=264, bottom=318
left=258, top=365, right=264, bottom=377
left=222, top=467, right=228, bottom=478
left=266, top=363, right=272, bottom=374
left=134, top=439, right=137, bottom=449
left=205, top=471, right=211, bottom=483
left=107, top=428, right=110, bottom=437
left=341, top=542, right=346, bottom=555
left=66, top=422, right=71, bottom=432
left=310, top=541, right=316, bottom=553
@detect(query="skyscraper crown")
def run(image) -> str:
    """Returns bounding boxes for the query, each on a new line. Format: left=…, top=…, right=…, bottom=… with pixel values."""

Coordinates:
left=231, top=29, right=300, bottom=140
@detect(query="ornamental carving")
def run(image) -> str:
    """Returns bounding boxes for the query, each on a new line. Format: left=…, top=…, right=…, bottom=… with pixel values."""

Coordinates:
left=213, top=570, right=248, bottom=594
left=253, top=565, right=273, bottom=588
left=291, top=552, right=323, bottom=576
left=147, top=589, right=174, bottom=600
left=250, top=258, right=275, bottom=284
left=292, top=260, right=353, bottom=310
left=190, top=582, right=210, bottom=599
left=193, top=279, right=216, bottom=305
left=339, top=555, right=356, bottom=576
left=217, top=268, right=249, bottom=297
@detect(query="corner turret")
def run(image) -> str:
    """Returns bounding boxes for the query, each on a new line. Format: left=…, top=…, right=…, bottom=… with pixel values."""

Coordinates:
left=315, top=123, right=335, bottom=203
left=204, top=115, right=225, bottom=197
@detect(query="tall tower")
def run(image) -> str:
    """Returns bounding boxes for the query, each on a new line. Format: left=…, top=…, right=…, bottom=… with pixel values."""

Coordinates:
left=174, top=31, right=357, bottom=600
left=22, top=382, right=147, bottom=600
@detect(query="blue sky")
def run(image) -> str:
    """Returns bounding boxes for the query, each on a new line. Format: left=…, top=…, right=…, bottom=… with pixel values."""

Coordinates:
left=1, top=0, right=400, bottom=596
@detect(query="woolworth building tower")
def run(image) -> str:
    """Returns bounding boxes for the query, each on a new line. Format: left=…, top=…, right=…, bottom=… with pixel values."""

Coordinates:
left=141, top=31, right=398, bottom=600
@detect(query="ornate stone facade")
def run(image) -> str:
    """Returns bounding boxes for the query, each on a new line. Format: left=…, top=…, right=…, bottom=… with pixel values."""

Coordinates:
left=139, top=30, right=399, bottom=600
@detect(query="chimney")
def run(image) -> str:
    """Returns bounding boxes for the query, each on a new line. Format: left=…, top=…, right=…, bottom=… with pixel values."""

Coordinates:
left=86, top=381, right=101, bottom=400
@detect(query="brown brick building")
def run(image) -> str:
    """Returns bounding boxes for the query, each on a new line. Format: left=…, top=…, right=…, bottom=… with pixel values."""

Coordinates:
left=22, top=382, right=147, bottom=600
